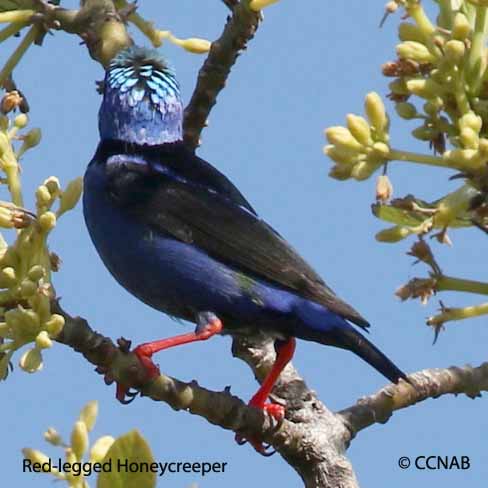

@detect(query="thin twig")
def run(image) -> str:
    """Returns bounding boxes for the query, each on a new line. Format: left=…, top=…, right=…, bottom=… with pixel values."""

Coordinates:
left=183, top=0, right=260, bottom=148
left=338, top=363, right=488, bottom=439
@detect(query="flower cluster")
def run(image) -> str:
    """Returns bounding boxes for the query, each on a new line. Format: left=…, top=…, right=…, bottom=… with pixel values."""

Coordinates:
left=324, top=93, right=391, bottom=181
left=22, top=401, right=115, bottom=488
left=325, top=1, right=488, bottom=176
left=0, top=92, right=83, bottom=379
left=323, top=0, right=488, bottom=331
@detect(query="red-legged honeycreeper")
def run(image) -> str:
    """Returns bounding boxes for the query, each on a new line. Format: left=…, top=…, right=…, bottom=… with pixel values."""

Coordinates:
left=83, top=46, right=409, bottom=454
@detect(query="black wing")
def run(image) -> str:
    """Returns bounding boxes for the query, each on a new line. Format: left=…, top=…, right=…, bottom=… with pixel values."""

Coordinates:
left=103, top=147, right=370, bottom=329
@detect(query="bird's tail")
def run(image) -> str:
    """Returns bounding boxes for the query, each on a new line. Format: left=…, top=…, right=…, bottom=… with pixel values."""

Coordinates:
left=323, top=325, right=407, bottom=383
left=293, top=301, right=407, bottom=384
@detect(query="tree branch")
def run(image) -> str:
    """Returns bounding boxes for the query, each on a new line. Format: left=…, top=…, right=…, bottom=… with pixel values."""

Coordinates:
left=53, top=300, right=358, bottom=488
left=338, top=363, right=488, bottom=440
left=183, top=0, right=261, bottom=149
left=232, top=335, right=358, bottom=488
left=56, top=302, right=487, bottom=485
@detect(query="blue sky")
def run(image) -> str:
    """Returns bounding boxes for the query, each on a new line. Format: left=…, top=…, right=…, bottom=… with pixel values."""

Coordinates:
left=2, top=1, right=487, bottom=487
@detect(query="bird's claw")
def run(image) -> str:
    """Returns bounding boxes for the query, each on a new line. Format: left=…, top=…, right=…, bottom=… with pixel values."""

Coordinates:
left=234, top=402, right=284, bottom=455
left=234, top=433, right=276, bottom=456
left=95, top=341, right=162, bottom=404
left=116, top=385, right=141, bottom=404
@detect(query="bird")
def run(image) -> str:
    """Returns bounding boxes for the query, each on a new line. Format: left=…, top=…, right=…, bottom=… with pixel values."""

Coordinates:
left=83, top=45, right=408, bottom=454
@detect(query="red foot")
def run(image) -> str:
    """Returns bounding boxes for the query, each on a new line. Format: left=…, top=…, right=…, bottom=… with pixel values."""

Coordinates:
left=235, top=401, right=286, bottom=455
left=115, top=348, right=161, bottom=403
left=114, top=315, right=223, bottom=404
left=262, top=402, right=285, bottom=422
left=133, top=345, right=162, bottom=378
left=234, top=338, right=296, bottom=455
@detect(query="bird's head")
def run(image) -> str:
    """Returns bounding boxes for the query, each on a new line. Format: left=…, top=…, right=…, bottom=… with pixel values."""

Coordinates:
left=98, top=46, right=183, bottom=145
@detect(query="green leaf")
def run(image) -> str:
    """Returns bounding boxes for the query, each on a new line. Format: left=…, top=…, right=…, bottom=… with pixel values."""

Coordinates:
left=372, top=203, right=427, bottom=227
left=97, top=430, right=156, bottom=488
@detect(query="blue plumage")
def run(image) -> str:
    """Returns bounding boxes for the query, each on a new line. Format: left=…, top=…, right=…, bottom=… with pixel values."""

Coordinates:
left=84, top=46, right=407, bottom=451
left=99, top=46, right=182, bottom=145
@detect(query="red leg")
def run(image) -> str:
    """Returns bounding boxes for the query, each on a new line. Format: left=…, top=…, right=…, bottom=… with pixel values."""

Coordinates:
left=236, top=337, right=296, bottom=455
left=116, top=313, right=222, bottom=402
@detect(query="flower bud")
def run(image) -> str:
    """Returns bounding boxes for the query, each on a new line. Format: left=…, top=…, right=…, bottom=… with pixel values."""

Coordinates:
left=0, top=246, right=17, bottom=268
left=10, top=307, right=41, bottom=334
left=443, top=148, right=481, bottom=170
left=460, top=127, right=479, bottom=149
left=21, top=449, right=51, bottom=469
left=376, top=225, right=411, bottom=242
left=44, top=176, right=61, bottom=195
left=385, top=0, right=398, bottom=13
left=365, top=92, right=389, bottom=135
left=58, top=177, right=83, bottom=216
left=250, top=0, right=280, bottom=10
left=0, top=267, right=16, bottom=288
left=65, top=447, right=77, bottom=466
left=346, top=114, right=372, bottom=145
left=34, top=293, right=51, bottom=323
left=0, top=208, right=15, bottom=229
left=459, top=111, right=482, bottom=133
left=398, top=22, right=425, bottom=43
left=45, top=314, right=65, bottom=337
left=325, top=126, right=363, bottom=151
left=19, top=347, right=43, bottom=373
left=90, top=436, right=115, bottom=463
left=478, top=138, right=488, bottom=155
left=412, top=126, right=437, bottom=141
left=323, top=145, right=359, bottom=165
left=71, top=421, right=89, bottom=460
left=395, top=102, right=417, bottom=119
left=452, top=12, right=471, bottom=40
left=328, top=164, right=352, bottom=180
left=351, top=161, right=376, bottom=180
left=44, top=427, right=63, bottom=446
left=39, top=211, right=56, bottom=232
left=28, top=265, right=45, bottom=282
left=372, top=142, right=390, bottom=158
left=169, top=33, right=211, bottom=53
left=36, top=185, right=52, bottom=207
left=406, top=79, right=443, bottom=98
left=35, top=330, right=52, bottom=349
left=14, top=114, right=28, bottom=129
left=396, top=41, right=435, bottom=63
left=376, top=175, right=393, bottom=202
left=79, top=400, right=98, bottom=432
left=182, top=37, right=211, bottom=54
left=22, top=128, right=41, bottom=149
left=19, top=279, right=37, bottom=298
left=444, top=40, right=465, bottom=65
